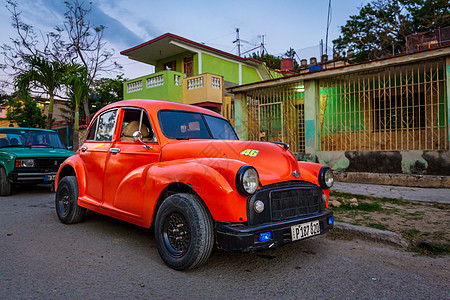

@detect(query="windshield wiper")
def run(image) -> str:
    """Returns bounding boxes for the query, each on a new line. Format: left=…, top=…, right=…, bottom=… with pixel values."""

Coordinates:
left=29, top=144, right=55, bottom=149
left=176, top=137, right=190, bottom=140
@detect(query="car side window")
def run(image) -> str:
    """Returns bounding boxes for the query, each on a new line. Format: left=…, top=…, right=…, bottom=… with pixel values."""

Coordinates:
left=120, top=108, right=156, bottom=143
left=95, top=109, right=118, bottom=141
left=86, top=118, right=98, bottom=141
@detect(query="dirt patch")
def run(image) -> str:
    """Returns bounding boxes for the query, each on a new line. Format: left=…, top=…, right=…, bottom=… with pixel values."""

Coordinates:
left=329, top=190, right=450, bottom=255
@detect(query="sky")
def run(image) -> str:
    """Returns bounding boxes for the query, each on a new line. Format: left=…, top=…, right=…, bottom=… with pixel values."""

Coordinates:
left=0, top=0, right=370, bottom=91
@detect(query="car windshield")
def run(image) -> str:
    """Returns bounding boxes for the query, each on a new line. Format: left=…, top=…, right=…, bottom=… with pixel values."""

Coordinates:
left=159, top=110, right=238, bottom=140
left=0, top=129, right=64, bottom=148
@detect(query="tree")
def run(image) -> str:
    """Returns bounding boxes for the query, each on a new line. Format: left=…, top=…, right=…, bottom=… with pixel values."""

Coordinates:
left=408, top=0, right=450, bottom=32
left=7, top=96, right=47, bottom=128
left=61, top=0, right=120, bottom=118
left=1, top=0, right=120, bottom=117
left=333, top=0, right=450, bottom=62
left=15, top=55, right=67, bottom=129
left=90, top=75, right=126, bottom=114
left=64, top=65, right=89, bottom=149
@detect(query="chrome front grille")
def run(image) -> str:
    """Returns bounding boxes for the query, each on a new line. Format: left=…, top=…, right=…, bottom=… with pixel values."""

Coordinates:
left=36, top=158, right=65, bottom=168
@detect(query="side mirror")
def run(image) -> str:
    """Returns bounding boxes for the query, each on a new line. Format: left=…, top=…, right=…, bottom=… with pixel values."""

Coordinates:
left=132, top=131, right=143, bottom=143
left=132, top=131, right=152, bottom=150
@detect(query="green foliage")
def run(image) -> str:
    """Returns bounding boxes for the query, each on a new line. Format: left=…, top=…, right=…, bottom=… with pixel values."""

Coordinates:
left=64, top=65, right=90, bottom=130
left=248, top=50, right=301, bottom=73
left=0, top=93, right=12, bottom=106
left=6, top=97, right=46, bottom=128
left=333, top=0, right=450, bottom=62
left=90, top=75, right=126, bottom=113
left=15, top=55, right=68, bottom=128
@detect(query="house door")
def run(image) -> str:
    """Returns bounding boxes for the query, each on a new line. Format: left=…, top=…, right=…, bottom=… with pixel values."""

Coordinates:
left=183, top=56, right=193, bottom=77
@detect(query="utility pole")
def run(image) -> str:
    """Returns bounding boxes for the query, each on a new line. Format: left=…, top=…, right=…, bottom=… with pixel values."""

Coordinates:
left=233, top=28, right=241, bottom=57
left=325, top=0, right=332, bottom=56
left=257, top=34, right=265, bottom=59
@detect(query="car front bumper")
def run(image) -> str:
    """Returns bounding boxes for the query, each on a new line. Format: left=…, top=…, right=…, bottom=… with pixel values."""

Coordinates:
left=215, top=210, right=334, bottom=252
left=8, top=171, right=57, bottom=183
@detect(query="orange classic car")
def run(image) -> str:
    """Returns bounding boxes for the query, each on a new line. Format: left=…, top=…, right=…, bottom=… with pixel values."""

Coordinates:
left=55, top=99, right=334, bottom=270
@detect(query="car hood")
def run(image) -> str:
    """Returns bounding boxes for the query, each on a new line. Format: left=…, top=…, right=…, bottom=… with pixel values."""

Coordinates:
left=0, top=147, right=74, bottom=158
left=161, top=140, right=300, bottom=185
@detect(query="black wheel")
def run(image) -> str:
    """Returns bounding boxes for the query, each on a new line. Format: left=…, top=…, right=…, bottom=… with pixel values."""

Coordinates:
left=0, top=167, right=11, bottom=196
left=55, top=176, right=86, bottom=224
left=155, top=193, right=214, bottom=270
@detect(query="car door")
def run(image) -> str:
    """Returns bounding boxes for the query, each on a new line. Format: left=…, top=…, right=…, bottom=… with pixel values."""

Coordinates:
left=101, top=107, right=160, bottom=219
left=79, top=108, right=119, bottom=205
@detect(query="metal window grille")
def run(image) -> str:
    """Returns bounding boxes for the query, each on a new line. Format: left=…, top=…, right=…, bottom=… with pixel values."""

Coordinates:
left=320, top=59, right=448, bottom=151
left=246, top=83, right=305, bottom=152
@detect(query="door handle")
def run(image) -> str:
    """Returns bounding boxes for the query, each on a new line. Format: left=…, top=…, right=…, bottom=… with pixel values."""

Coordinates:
left=80, top=146, right=87, bottom=152
left=109, top=148, right=121, bottom=154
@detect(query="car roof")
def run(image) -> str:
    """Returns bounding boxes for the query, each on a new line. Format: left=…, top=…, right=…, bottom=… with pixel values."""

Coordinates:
left=95, top=99, right=225, bottom=119
left=0, top=127, right=56, bottom=133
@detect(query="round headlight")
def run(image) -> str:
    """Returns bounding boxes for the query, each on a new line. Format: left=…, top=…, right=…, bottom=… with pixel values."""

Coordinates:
left=254, top=200, right=265, bottom=213
left=236, top=165, right=259, bottom=196
left=319, top=167, right=334, bottom=189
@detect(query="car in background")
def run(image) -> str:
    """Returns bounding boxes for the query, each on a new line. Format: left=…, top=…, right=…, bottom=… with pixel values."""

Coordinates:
left=0, top=127, right=74, bottom=196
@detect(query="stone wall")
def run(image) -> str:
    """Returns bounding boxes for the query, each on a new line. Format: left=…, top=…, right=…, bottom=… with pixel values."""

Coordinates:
left=315, top=150, right=450, bottom=176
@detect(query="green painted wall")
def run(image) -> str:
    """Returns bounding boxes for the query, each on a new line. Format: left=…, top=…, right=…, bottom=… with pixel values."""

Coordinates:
left=201, top=53, right=240, bottom=83
left=447, top=59, right=450, bottom=143
left=242, top=65, right=262, bottom=84
left=321, top=86, right=362, bottom=135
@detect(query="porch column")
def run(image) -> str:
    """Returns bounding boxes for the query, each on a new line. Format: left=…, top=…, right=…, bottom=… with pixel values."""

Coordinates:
left=304, top=79, right=320, bottom=159
left=234, top=92, right=248, bottom=140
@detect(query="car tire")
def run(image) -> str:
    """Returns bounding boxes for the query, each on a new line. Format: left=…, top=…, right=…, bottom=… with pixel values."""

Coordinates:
left=155, top=193, right=214, bottom=270
left=0, top=167, right=11, bottom=196
left=55, top=176, right=86, bottom=224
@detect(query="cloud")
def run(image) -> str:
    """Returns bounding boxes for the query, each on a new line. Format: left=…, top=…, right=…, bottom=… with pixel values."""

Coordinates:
left=12, top=0, right=153, bottom=48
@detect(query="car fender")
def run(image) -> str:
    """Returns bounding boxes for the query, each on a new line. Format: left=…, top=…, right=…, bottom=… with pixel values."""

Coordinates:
left=55, top=155, right=87, bottom=197
left=298, top=161, right=331, bottom=205
left=114, top=158, right=249, bottom=227
left=0, top=152, right=15, bottom=174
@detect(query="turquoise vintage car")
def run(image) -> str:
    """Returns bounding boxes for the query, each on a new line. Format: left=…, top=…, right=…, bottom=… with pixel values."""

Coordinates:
left=0, top=127, right=74, bottom=196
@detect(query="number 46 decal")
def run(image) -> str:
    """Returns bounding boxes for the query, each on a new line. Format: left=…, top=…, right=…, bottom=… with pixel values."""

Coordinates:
left=240, top=149, right=259, bottom=157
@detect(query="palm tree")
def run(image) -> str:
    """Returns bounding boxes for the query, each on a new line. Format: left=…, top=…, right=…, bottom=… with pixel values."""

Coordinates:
left=15, top=56, right=67, bottom=129
left=65, top=65, right=90, bottom=149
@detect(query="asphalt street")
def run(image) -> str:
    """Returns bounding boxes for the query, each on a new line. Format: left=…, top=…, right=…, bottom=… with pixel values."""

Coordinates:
left=1, top=185, right=449, bottom=299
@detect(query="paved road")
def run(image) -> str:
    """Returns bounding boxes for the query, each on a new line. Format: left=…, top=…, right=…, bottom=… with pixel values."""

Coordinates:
left=334, top=182, right=450, bottom=204
left=1, top=186, right=449, bottom=299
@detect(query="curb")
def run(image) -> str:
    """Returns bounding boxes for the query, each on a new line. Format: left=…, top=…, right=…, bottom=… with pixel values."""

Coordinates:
left=332, top=222, right=409, bottom=248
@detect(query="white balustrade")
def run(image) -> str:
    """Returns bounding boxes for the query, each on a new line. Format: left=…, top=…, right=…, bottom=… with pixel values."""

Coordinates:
left=211, top=77, right=220, bottom=89
left=187, top=76, right=204, bottom=90
left=174, top=75, right=181, bottom=86
left=146, top=75, right=164, bottom=89
left=127, top=80, right=143, bottom=93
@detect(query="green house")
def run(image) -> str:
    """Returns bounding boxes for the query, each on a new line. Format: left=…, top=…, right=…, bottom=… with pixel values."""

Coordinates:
left=120, top=33, right=283, bottom=115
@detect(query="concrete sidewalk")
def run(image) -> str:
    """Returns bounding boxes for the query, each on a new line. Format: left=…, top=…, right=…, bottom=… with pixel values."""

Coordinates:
left=333, top=182, right=450, bottom=204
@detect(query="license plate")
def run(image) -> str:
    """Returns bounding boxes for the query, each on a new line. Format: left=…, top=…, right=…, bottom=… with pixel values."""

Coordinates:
left=45, top=174, right=56, bottom=182
left=291, top=220, right=320, bottom=241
